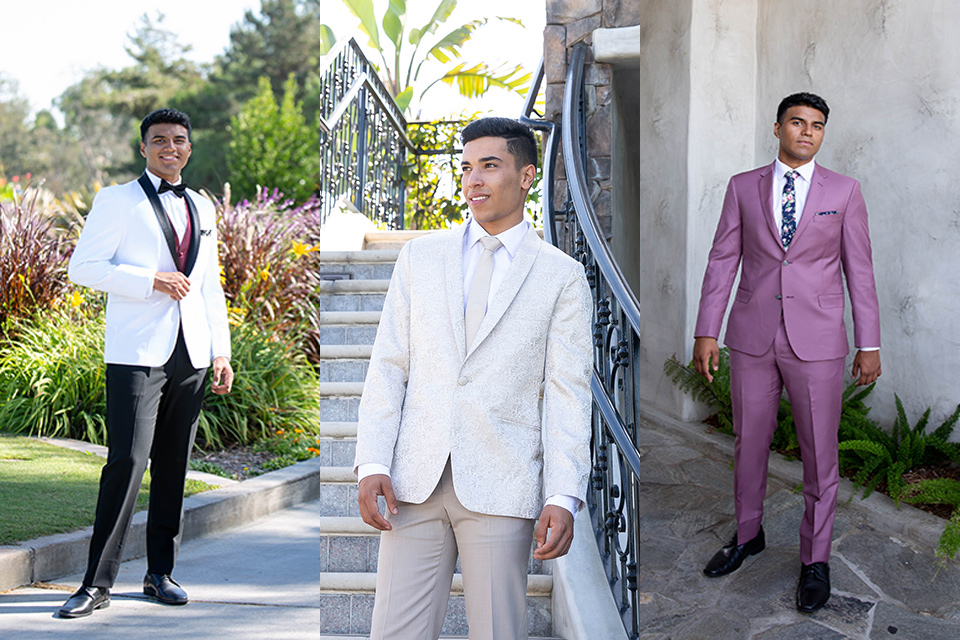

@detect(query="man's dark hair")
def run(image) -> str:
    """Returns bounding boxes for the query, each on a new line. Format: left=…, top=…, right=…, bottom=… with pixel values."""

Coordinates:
left=777, top=93, right=829, bottom=124
left=140, top=108, right=192, bottom=141
left=461, top=117, right=538, bottom=170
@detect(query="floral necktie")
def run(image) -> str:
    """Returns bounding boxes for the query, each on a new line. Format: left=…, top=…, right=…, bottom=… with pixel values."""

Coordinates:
left=781, top=170, right=799, bottom=249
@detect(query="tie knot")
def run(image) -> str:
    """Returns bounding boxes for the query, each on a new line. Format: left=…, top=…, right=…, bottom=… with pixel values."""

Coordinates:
left=785, top=170, right=799, bottom=182
left=478, top=236, right=502, bottom=253
left=158, top=180, right=188, bottom=198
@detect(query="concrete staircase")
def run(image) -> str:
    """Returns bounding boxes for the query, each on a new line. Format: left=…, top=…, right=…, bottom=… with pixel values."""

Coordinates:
left=306, top=231, right=560, bottom=639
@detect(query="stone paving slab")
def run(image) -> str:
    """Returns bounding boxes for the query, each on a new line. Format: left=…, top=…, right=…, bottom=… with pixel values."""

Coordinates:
left=623, top=405, right=960, bottom=639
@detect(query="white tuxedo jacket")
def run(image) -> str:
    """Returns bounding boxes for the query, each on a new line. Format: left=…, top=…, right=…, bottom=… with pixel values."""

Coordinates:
left=68, top=177, right=231, bottom=369
left=353, top=224, right=593, bottom=520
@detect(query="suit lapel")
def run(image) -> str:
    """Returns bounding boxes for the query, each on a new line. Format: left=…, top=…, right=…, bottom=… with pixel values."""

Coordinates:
left=757, top=163, right=780, bottom=244
left=465, top=226, right=541, bottom=357
left=182, top=192, right=202, bottom=276
left=789, top=165, right=826, bottom=249
left=138, top=173, right=179, bottom=267
left=446, top=224, right=469, bottom=362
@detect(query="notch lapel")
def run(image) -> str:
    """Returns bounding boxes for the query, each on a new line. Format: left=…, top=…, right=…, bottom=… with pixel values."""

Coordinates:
left=789, top=166, right=826, bottom=249
left=446, top=224, right=469, bottom=362
left=757, top=163, right=780, bottom=244
left=465, top=227, right=541, bottom=357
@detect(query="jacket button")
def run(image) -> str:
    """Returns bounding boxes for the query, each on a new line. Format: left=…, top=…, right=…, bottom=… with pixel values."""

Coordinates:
left=458, top=376, right=468, bottom=386
left=776, top=294, right=782, bottom=300
left=783, top=259, right=789, bottom=266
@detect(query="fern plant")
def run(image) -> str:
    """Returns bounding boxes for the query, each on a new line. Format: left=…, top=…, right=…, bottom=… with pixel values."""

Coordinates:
left=901, top=479, right=960, bottom=560
left=664, top=348, right=733, bottom=434
left=839, top=396, right=960, bottom=501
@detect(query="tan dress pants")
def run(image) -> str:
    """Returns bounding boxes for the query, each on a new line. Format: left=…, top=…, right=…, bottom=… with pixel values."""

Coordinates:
left=369, top=461, right=535, bottom=640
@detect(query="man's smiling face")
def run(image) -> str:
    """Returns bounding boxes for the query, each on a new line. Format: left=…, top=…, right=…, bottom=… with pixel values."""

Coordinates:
left=140, top=123, right=192, bottom=182
left=460, top=136, right=536, bottom=236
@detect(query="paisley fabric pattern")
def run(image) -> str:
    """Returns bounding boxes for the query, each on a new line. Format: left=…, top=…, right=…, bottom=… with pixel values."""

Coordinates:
left=354, top=225, right=594, bottom=520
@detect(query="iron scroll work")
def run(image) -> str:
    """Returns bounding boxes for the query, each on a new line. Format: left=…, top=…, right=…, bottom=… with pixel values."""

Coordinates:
left=317, top=38, right=409, bottom=229
left=522, top=45, right=646, bottom=639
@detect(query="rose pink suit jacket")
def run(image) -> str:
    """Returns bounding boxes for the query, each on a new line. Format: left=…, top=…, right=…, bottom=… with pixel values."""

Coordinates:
left=695, top=162, right=880, bottom=358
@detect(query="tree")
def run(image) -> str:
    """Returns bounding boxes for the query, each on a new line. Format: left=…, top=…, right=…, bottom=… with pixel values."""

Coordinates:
left=319, top=0, right=531, bottom=117
left=229, top=75, right=317, bottom=202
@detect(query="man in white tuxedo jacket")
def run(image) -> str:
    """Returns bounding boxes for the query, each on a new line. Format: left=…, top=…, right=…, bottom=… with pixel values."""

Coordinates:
left=354, top=117, right=593, bottom=640
left=59, top=109, right=233, bottom=619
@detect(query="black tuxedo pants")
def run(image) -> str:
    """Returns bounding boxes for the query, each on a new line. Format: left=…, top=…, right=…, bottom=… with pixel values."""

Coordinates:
left=84, top=329, right=207, bottom=588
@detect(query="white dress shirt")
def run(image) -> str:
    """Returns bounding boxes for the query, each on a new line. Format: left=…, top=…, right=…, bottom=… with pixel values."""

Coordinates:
left=145, top=170, right=188, bottom=241
left=359, top=217, right=580, bottom=517
left=772, top=158, right=815, bottom=243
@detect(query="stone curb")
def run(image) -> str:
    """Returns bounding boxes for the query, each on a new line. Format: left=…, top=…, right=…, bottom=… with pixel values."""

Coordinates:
left=0, top=456, right=352, bottom=592
left=635, top=403, right=947, bottom=551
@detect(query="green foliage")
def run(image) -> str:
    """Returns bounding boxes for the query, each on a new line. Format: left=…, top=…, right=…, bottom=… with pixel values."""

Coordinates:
left=664, top=348, right=734, bottom=434
left=0, top=307, right=108, bottom=443
left=901, top=479, right=960, bottom=560
left=228, top=75, right=318, bottom=202
left=321, top=0, right=531, bottom=117
left=0, top=186, right=73, bottom=330
left=189, top=459, right=231, bottom=478
left=196, top=322, right=327, bottom=449
left=258, top=427, right=323, bottom=472
left=839, top=396, right=960, bottom=501
left=404, top=119, right=468, bottom=229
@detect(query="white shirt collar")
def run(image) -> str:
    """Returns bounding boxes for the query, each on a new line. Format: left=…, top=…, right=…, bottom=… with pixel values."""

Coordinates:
left=465, top=217, right=529, bottom=258
left=774, top=158, right=816, bottom=183
left=145, top=169, right=182, bottom=188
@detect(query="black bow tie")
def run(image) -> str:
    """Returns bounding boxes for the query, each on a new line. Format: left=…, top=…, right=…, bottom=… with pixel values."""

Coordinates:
left=158, top=180, right=188, bottom=198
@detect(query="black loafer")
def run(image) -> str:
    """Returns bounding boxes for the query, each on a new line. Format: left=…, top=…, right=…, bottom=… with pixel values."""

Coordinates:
left=143, top=573, right=189, bottom=605
left=703, top=526, right=766, bottom=577
left=59, top=585, right=110, bottom=618
left=797, top=562, right=830, bottom=612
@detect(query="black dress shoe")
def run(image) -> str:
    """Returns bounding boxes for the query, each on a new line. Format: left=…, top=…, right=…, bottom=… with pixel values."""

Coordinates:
left=143, top=573, right=189, bottom=605
left=59, top=585, right=110, bottom=618
left=703, top=526, right=766, bottom=577
left=797, top=562, right=830, bottom=612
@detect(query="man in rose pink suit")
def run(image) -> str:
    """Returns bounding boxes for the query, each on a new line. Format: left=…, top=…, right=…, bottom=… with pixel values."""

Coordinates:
left=693, top=93, right=881, bottom=613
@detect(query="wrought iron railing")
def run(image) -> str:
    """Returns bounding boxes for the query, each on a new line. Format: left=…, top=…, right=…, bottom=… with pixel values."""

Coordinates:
left=317, top=38, right=410, bottom=229
left=523, top=44, right=646, bottom=640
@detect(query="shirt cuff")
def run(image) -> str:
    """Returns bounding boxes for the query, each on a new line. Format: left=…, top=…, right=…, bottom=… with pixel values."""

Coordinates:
left=858, top=347, right=880, bottom=351
left=357, top=463, right=391, bottom=483
left=545, top=494, right=580, bottom=519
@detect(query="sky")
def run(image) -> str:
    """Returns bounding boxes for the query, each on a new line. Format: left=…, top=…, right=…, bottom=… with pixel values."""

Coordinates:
left=0, top=0, right=546, bottom=121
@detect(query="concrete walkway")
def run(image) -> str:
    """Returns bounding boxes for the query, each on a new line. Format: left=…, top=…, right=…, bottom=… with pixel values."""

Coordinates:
left=3, top=408, right=960, bottom=638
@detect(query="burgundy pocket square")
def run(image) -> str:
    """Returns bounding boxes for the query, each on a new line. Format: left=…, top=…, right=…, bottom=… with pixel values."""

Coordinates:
left=816, top=210, right=839, bottom=216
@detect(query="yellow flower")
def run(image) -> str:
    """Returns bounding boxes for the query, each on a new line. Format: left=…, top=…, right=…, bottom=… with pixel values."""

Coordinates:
left=294, top=428, right=303, bottom=434
left=69, top=290, right=83, bottom=307
left=259, top=267, right=270, bottom=281
left=292, top=241, right=311, bottom=258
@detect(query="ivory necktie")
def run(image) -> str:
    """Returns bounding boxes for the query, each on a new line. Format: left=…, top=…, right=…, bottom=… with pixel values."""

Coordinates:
left=781, top=170, right=799, bottom=249
left=465, top=236, right=503, bottom=349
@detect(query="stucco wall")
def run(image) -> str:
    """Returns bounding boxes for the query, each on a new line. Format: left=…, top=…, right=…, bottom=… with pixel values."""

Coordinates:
left=755, top=0, right=960, bottom=424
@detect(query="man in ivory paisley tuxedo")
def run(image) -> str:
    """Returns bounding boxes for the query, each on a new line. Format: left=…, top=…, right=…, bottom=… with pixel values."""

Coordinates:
left=354, top=117, right=593, bottom=640
left=694, top=93, right=881, bottom=613
left=59, top=109, right=233, bottom=619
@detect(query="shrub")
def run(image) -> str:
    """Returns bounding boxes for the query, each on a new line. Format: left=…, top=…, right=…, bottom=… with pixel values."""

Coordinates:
left=216, top=186, right=325, bottom=345
left=0, top=185, right=73, bottom=331
left=0, top=306, right=108, bottom=443
left=196, top=321, right=328, bottom=448
left=901, top=479, right=960, bottom=560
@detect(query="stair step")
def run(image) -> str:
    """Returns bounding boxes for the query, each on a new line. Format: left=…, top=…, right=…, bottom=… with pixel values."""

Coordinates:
left=317, top=382, right=364, bottom=397
left=314, top=422, right=359, bottom=437
left=314, top=345, right=373, bottom=359
left=318, top=279, right=391, bottom=293
left=317, top=325, right=379, bottom=346
left=318, top=396, right=361, bottom=422
left=317, top=311, right=381, bottom=325
left=318, top=291, right=386, bottom=312
left=315, top=359, right=369, bottom=383
left=363, top=230, right=434, bottom=251
left=315, top=249, right=402, bottom=263
left=302, top=572, right=552, bottom=595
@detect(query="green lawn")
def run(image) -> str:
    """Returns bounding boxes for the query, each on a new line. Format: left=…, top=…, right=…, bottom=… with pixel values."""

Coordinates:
left=0, top=435, right=214, bottom=545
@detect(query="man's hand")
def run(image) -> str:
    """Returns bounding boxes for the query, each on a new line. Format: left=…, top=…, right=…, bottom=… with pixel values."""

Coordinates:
left=211, top=357, right=234, bottom=395
left=154, top=271, right=191, bottom=300
left=851, top=350, right=881, bottom=386
left=534, top=505, right=575, bottom=560
left=358, top=474, right=399, bottom=531
left=693, top=336, right=721, bottom=383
